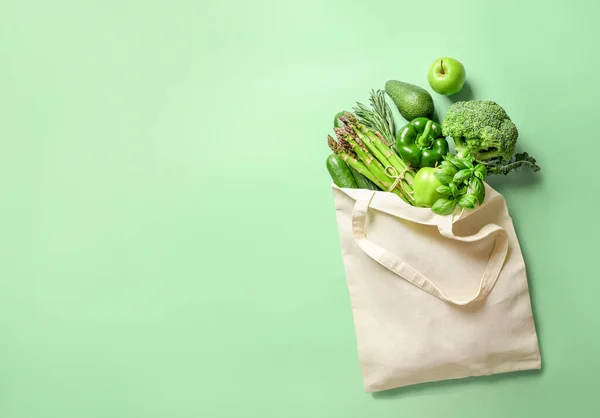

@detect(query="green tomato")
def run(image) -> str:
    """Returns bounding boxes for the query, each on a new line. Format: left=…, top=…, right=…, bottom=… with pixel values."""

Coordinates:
left=413, top=167, right=444, bottom=208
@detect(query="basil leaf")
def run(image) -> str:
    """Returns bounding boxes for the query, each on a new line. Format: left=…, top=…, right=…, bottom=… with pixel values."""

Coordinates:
left=474, top=170, right=484, bottom=180
left=440, top=160, right=454, bottom=170
left=449, top=182, right=459, bottom=198
left=431, top=198, right=457, bottom=216
left=434, top=165, right=455, bottom=185
left=470, top=177, right=485, bottom=205
left=434, top=172, right=452, bottom=186
left=458, top=193, right=477, bottom=209
left=443, top=155, right=458, bottom=167
left=453, top=168, right=471, bottom=184
left=446, top=155, right=470, bottom=170
left=464, top=155, right=474, bottom=168
left=442, top=161, right=458, bottom=174
left=475, top=164, right=487, bottom=179
left=435, top=185, right=451, bottom=197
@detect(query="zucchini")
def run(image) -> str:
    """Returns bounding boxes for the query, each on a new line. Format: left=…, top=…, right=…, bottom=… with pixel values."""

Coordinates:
left=350, top=167, right=379, bottom=190
left=326, top=154, right=357, bottom=188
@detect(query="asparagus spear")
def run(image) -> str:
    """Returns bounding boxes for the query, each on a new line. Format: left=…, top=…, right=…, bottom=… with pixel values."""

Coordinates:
left=355, top=125, right=405, bottom=177
left=372, top=131, right=415, bottom=200
left=328, top=136, right=386, bottom=190
left=339, top=126, right=389, bottom=175
left=353, top=127, right=395, bottom=172
left=335, top=131, right=392, bottom=187
left=373, top=132, right=414, bottom=180
left=341, top=113, right=416, bottom=204
left=335, top=129, right=387, bottom=180
left=339, top=115, right=394, bottom=170
left=334, top=131, right=409, bottom=202
left=344, top=113, right=409, bottom=176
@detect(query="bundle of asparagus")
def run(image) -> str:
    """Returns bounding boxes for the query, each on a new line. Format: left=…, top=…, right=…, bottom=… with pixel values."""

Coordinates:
left=327, top=112, right=417, bottom=205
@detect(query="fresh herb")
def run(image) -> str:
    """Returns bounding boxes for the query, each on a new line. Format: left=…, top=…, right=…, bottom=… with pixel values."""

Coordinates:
left=470, top=177, right=485, bottom=204
left=434, top=161, right=458, bottom=185
left=353, top=89, right=396, bottom=146
left=458, top=193, right=477, bottom=209
left=431, top=154, right=487, bottom=215
left=431, top=198, right=457, bottom=216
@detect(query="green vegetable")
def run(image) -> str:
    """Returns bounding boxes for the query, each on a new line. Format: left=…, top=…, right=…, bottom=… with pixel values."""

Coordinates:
left=432, top=198, right=457, bottom=216
left=353, top=89, right=396, bottom=146
left=334, top=111, right=345, bottom=128
left=350, top=167, right=379, bottom=190
left=481, top=152, right=541, bottom=175
left=442, top=100, right=518, bottom=162
left=396, top=117, right=449, bottom=168
left=327, top=113, right=417, bottom=204
left=336, top=127, right=410, bottom=202
left=433, top=160, right=458, bottom=185
left=329, top=137, right=386, bottom=190
left=341, top=114, right=416, bottom=204
left=352, top=123, right=412, bottom=184
left=430, top=154, right=487, bottom=215
left=441, top=100, right=541, bottom=175
left=384, top=80, right=435, bottom=121
left=413, top=167, right=444, bottom=207
left=326, top=153, right=357, bottom=188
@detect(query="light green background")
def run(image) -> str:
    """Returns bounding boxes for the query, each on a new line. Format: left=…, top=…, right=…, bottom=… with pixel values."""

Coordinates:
left=1, top=1, right=598, bottom=417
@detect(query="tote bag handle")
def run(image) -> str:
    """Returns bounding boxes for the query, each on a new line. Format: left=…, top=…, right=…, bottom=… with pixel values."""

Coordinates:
left=352, top=191, right=509, bottom=306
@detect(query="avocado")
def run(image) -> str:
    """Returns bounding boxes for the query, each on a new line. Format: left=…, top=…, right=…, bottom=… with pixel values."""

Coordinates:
left=385, top=80, right=434, bottom=121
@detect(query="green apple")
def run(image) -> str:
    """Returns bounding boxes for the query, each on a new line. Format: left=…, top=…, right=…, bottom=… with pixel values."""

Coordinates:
left=413, top=167, right=444, bottom=208
left=427, top=57, right=466, bottom=96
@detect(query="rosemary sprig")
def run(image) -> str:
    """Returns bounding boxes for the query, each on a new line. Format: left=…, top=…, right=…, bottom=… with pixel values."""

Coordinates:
left=353, top=89, right=396, bottom=146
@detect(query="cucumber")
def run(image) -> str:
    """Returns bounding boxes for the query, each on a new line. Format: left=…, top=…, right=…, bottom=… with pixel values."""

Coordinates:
left=349, top=167, right=379, bottom=190
left=326, top=154, right=357, bottom=188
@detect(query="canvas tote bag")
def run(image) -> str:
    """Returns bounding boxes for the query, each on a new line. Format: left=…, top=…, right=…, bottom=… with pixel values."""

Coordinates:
left=331, top=182, right=541, bottom=392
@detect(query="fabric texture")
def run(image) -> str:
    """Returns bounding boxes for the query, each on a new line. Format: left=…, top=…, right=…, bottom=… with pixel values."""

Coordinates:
left=331, top=183, right=542, bottom=392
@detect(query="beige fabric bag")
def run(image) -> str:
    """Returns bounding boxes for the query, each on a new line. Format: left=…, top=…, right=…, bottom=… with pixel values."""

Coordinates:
left=331, top=182, right=541, bottom=392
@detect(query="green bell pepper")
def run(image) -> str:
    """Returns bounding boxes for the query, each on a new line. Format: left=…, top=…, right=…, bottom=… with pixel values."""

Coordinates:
left=396, top=117, right=449, bottom=168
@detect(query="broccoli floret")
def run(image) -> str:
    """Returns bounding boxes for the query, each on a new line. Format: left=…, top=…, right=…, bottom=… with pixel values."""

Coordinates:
left=441, top=101, right=518, bottom=162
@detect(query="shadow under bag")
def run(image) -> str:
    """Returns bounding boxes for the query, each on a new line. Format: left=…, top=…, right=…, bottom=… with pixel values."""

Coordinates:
left=331, top=183, right=542, bottom=392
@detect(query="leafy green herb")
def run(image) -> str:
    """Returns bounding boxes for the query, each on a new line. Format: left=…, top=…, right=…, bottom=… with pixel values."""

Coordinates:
left=353, top=89, right=396, bottom=146
left=440, top=160, right=455, bottom=170
left=446, top=155, right=471, bottom=170
left=436, top=185, right=451, bottom=197
left=453, top=169, right=471, bottom=184
left=449, top=182, right=459, bottom=198
left=458, top=193, right=477, bottom=209
left=431, top=154, right=488, bottom=215
left=431, top=198, right=457, bottom=215
left=475, top=164, right=487, bottom=177
left=470, top=177, right=485, bottom=205
left=434, top=164, right=458, bottom=185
